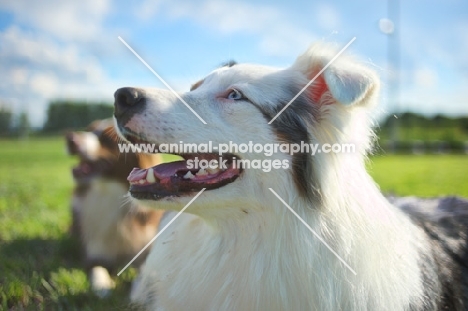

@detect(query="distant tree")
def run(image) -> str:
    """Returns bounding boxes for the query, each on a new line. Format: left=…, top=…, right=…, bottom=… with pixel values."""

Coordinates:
left=432, top=114, right=453, bottom=128
left=460, top=117, right=468, bottom=133
left=17, top=112, right=30, bottom=138
left=0, top=107, right=13, bottom=135
left=43, top=100, right=114, bottom=132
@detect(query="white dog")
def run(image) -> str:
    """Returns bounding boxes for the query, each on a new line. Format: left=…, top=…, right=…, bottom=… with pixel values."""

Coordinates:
left=66, top=119, right=164, bottom=297
left=114, top=45, right=468, bottom=310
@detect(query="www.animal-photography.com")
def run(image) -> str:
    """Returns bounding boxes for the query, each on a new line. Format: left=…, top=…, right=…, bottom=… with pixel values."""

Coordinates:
left=1, top=1, right=468, bottom=310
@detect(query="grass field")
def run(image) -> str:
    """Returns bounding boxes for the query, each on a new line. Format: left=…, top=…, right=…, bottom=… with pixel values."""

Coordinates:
left=1, top=137, right=467, bottom=310
left=0, top=138, right=138, bottom=310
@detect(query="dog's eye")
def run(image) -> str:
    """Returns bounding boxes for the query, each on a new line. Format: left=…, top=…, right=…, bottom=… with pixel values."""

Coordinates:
left=226, top=89, right=244, bottom=100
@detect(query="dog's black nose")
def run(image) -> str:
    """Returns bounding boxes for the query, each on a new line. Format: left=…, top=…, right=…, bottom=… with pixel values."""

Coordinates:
left=114, top=87, right=144, bottom=118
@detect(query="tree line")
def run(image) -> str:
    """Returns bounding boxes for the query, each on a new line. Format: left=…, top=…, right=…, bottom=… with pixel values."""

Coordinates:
left=43, top=100, right=114, bottom=132
left=0, top=100, right=114, bottom=136
left=0, top=102, right=467, bottom=143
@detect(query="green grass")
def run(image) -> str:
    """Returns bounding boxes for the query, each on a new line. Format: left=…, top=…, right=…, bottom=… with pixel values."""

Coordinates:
left=0, top=138, right=139, bottom=310
left=0, top=137, right=467, bottom=310
left=368, top=154, right=468, bottom=197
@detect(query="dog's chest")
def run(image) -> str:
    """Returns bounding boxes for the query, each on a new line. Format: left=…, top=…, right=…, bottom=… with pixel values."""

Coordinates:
left=138, top=215, right=322, bottom=311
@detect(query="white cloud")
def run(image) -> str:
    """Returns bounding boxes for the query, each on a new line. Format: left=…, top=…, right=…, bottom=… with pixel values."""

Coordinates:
left=10, top=68, right=28, bottom=85
left=315, top=4, right=341, bottom=31
left=413, top=67, right=438, bottom=88
left=1, top=0, right=466, bottom=127
left=0, top=0, right=110, bottom=43
left=136, top=0, right=164, bottom=21
left=0, top=26, right=112, bottom=126
left=258, top=24, right=315, bottom=57
left=380, top=14, right=468, bottom=117
left=137, top=0, right=317, bottom=57
left=401, top=92, right=468, bottom=116
left=30, top=73, right=59, bottom=97
left=0, top=26, right=104, bottom=82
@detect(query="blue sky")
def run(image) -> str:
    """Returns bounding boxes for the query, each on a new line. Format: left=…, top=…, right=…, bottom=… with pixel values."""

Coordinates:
left=0, top=0, right=467, bottom=127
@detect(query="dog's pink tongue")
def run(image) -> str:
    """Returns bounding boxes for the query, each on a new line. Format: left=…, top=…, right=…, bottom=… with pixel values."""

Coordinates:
left=128, top=160, right=188, bottom=182
left=127, top=167, right=147, bottom=182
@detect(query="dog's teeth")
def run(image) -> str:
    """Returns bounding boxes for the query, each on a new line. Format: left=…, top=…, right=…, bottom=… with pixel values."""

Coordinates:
left=207, top=167, right=220, bottom=174
left=146, top=168, right=156, bottom=183
left=183, top=171, right=195, bottom=179
left=196, top=168, right=208, bottom=176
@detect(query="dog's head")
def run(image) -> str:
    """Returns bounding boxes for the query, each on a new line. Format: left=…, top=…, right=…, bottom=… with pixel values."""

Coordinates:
left=113, top=44, right=379, bottom=214
left=66, top=118, right=161, bottom=185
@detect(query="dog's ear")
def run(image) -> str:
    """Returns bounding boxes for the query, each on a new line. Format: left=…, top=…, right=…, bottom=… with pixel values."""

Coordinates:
left=291, top=44, right=379, bottom=107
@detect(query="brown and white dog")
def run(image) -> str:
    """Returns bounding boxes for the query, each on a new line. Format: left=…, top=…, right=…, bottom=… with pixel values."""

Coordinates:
left=114, top=45, right=468, bottom=310
left=66, top=119, right=164, bottom=297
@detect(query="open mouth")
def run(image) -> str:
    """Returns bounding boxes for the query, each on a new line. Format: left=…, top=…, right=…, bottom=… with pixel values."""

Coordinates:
left=128, top=153, right=242, bottom=200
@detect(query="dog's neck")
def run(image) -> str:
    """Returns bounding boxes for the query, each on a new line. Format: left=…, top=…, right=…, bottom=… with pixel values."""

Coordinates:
left=136, top=153, right=424, bottom=310
left=193, top=151, right=388, bottom=231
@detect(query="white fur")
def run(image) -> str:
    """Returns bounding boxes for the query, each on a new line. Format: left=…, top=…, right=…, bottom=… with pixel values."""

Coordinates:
left=89, top=266, right=115, bottom=297
left=68, top=132, right=101, bottom=160
left=69, top=119, right=163, bottom=298
left=80, top=178, right=157, bottom=260
left=78, top=177, right=159, bottom=297
left=121, top=45, right=429, bottom=310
